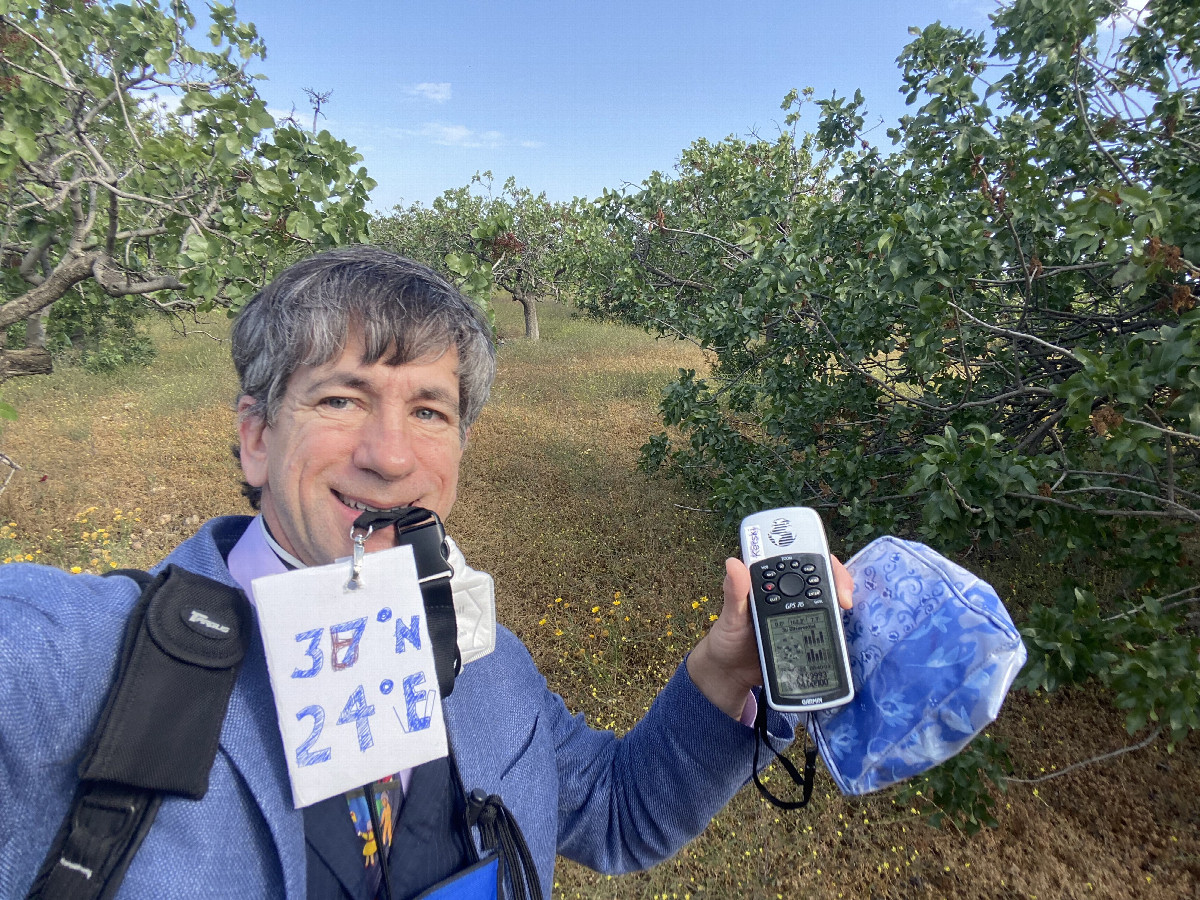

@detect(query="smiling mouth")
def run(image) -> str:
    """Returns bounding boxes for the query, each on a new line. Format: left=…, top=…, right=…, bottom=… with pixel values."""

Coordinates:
left=334, top=491, right=413, bottom=514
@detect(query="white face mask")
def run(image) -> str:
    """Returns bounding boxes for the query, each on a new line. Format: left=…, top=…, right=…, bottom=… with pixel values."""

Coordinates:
left=444, top=535, right=496, bottom=666
left=809, top=535, right=1026, bottom=795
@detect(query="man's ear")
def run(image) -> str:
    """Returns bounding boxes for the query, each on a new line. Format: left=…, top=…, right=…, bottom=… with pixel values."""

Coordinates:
left=237, top=395, right=269, bottom=487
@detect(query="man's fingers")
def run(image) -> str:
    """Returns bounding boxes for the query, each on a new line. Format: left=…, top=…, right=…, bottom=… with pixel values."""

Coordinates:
left=831, top=554, right=854, bottom=609
left=721, top=557, right=752, bottom=620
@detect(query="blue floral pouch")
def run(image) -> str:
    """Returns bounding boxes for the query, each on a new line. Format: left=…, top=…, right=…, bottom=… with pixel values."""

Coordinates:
left=809, top=536, right=1026, bottom=795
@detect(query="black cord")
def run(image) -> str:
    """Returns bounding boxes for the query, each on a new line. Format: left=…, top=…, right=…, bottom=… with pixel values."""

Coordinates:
left=751, top=707, right=818, bottom=810
left=466, top=790, right=543, bottom=900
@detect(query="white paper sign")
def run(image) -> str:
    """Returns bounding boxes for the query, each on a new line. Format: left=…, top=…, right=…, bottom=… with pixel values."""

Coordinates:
left=249, top=544, right=448, bottom=808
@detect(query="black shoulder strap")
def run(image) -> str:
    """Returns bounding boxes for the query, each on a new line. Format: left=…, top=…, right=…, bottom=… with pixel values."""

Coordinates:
left=353, top=507, right=461, bottom=698
left=26, top=566, right=251, bottom=900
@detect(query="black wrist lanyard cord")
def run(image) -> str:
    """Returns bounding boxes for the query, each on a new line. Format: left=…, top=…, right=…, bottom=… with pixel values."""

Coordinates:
left=752, top=704, right=819, bottom=810
left=365, top=781, right=395, bottom=900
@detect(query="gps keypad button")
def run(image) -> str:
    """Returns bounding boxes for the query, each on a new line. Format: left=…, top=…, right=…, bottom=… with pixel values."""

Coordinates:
left=777, top=572, right=806, bottom=597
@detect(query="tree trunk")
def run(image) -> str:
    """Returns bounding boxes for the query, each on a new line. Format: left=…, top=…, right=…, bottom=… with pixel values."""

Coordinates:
left=25, top=309, right=50, bottom=349
left=0, top=250, right=94, bottom=331
left=516, top=293, right=539, bottom=341
left=0, top=348, right=53, bottom=378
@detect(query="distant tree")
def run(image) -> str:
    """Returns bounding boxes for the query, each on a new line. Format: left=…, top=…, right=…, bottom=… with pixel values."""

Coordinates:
left=0, top=0, right=374, bottom=379
left=573, top=92, right=837, bottom=340
left=374, top=174, right=574, bottom=340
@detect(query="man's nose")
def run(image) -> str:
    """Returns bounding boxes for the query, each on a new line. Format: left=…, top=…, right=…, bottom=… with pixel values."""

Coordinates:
left=352, top=408, right=416, bottom=479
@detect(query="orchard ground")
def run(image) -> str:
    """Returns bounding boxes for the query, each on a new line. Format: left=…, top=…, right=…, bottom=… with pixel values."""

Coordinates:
left=1, top=300, right=1196, bottom=899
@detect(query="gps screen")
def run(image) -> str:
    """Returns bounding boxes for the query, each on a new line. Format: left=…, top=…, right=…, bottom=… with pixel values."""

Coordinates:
left=766, top=609, right=845, bottom=697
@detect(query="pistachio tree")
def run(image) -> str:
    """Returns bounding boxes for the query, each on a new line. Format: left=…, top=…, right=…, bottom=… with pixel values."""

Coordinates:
left=574, top=0, right=1198, bottom=828
left=374, top=174, right=573, bottom=339
left=0, top=0, right=374, bottom=380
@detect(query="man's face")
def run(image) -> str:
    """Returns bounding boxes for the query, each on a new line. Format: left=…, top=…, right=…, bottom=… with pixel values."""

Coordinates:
left=237, top=333, right=465, bottom=566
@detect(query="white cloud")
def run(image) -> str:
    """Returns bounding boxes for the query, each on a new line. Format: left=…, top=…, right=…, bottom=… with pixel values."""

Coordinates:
left=387, top=121, right=543, bottom=151
left=407, top=82, right=452, bottom=103
left=417, top=122, right=505, bottom=149
left=1104, top=0, right=1150, bottom=32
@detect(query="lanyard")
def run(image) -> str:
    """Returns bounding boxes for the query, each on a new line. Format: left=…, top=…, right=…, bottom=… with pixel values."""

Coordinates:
left=351, top=507, right=461, bottom=698
left=752, top=704, right=818, bottom=810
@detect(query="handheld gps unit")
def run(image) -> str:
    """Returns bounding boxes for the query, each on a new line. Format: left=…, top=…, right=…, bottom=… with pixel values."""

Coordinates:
left=740, top=507, right=854, bottom=713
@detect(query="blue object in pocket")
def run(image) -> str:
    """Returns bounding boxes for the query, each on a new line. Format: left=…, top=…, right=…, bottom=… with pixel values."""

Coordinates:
left=413, top=854, right=500, bottom=899
left=810, top=536, right=1027, bottom=795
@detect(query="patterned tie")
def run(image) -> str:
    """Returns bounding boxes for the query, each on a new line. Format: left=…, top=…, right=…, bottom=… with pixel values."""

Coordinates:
left=346, top=778, right=403, bottom=898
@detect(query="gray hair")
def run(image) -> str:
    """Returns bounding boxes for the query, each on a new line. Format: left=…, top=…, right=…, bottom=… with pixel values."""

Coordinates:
left=232, top=245, right=496, bottom=433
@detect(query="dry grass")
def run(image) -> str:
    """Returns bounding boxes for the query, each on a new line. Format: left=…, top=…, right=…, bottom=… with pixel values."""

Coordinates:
left=1, top=298, right=1196, bottom=899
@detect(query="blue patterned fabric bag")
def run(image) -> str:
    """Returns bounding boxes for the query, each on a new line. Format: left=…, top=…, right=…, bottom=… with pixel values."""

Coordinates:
left=809, top=536, right=1026, bottom=795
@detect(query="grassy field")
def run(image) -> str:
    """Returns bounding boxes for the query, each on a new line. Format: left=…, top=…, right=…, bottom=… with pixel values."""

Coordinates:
left=2, top=298, right=1197, bottom=899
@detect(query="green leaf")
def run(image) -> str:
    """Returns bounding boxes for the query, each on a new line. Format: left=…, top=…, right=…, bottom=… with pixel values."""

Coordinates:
left=3, top=126, right=40, bottom=163
left=444, top=252, right=477, bottom=277
left=286, top=210, right=315, bottom=240
left=253, top=169, right=283, bottom=194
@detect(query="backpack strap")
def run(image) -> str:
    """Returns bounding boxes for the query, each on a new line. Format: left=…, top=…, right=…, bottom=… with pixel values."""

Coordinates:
left=26, top=565, right=251, bottom=900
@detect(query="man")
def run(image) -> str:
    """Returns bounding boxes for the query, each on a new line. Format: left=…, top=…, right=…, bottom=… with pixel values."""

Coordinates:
left=0, top=246, right=853, bottom=898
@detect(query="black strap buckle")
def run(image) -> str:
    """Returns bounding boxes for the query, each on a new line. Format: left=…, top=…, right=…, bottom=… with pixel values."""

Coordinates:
left=27, top=782, right=161, bottom=900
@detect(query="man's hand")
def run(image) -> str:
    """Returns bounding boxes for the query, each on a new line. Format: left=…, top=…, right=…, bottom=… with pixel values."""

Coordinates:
left=686, top=556, right=854, bottom=720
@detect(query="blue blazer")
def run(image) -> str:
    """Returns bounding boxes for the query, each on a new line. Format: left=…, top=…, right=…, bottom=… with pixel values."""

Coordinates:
left=0, top=517, right=794, bottom=899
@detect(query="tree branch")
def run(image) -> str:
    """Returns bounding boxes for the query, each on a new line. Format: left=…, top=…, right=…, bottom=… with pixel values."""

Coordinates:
left=0, top=251, right=95, bottom=330
left=92, top=256, right=185, bottom=296
left=1010, top=491, right=1200, bottom=523
left=1007, top=726, right=1162, bottom=785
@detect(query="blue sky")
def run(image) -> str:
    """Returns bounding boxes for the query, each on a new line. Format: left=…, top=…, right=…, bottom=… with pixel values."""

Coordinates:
left=229, top=1, right=1000, bottom=211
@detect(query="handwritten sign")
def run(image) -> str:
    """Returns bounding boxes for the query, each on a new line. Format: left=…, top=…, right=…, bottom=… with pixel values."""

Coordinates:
left=249, top=544, right=448, bottom=808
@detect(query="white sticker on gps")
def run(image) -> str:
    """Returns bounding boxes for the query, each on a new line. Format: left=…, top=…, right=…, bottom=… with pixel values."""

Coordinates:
left=249, top=544, right=448, bottom=808
left=743, top=525, right=766, bottom=563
